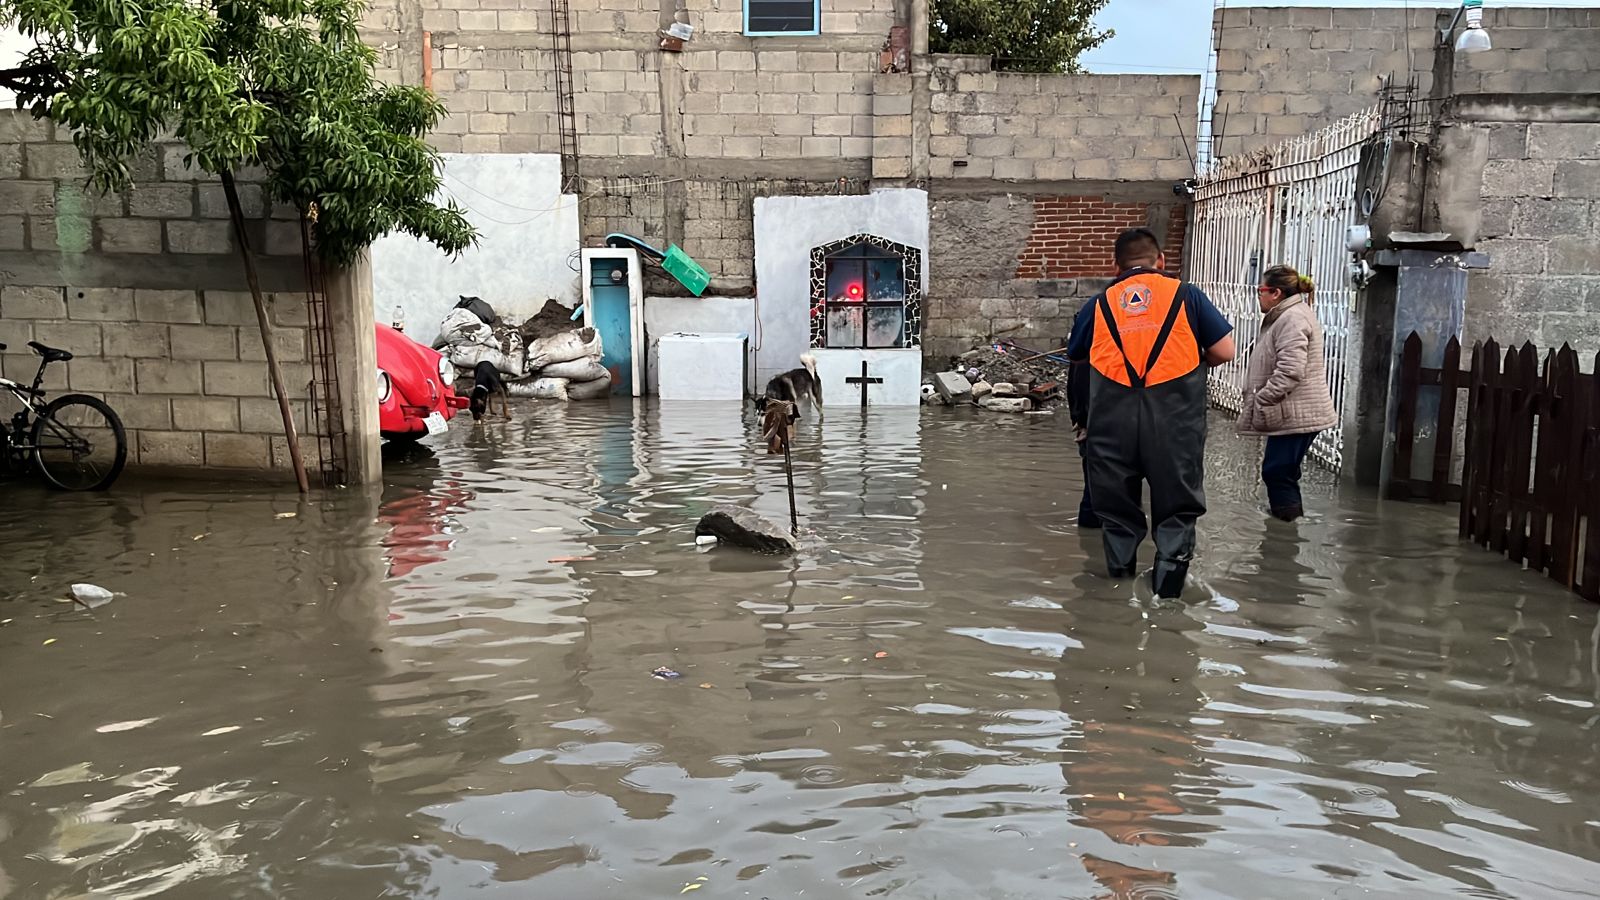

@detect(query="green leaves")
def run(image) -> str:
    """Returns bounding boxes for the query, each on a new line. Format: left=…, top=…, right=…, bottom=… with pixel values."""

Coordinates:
left=930, top=0, right=1112, bottom=73
left=7, top=0, right=477, bottom=266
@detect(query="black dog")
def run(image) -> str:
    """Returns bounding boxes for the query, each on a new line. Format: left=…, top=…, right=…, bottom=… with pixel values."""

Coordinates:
left=469, top=360, right=510, bottom=421
left=754, top=354, right=822, bottom=420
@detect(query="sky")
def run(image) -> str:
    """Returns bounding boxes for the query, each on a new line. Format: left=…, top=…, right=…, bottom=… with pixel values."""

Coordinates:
left=1081, top=0, right=1600, bottom=75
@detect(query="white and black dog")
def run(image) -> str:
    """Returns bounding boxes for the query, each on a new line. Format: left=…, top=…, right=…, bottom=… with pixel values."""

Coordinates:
left=755, top=354, right=823, bottom=420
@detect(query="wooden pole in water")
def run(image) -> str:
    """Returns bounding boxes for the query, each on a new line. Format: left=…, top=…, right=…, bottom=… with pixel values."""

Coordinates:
left=782, top=432, right=798, bottom=533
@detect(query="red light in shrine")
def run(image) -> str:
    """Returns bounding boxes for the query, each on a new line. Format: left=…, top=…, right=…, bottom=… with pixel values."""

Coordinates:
left=846, top=283, right=864, bottom=300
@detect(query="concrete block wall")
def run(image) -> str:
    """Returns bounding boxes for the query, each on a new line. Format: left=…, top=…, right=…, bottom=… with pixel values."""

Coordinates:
left=1469, top=121, right=1600, bottom=353
left=0, top=109, right=316, bottom=475
left=1211, top=6, right=1600, bottom=156
left=929, top=58, right=1200, bottom=183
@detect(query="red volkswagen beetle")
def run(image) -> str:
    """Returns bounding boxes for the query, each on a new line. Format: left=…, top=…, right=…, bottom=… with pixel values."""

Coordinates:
left=377, top=324, right=466, bottom=441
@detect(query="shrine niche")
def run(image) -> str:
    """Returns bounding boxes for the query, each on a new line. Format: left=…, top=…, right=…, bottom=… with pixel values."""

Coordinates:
left=808, top=234, right=923, bottom=351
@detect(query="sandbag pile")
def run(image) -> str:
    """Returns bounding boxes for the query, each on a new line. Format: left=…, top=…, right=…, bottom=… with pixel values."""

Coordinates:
left=436, top=296, right=613, bottom=401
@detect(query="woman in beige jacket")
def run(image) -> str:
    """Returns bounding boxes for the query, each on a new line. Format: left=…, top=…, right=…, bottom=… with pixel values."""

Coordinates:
left=1236, top=265, right=1339, bottom=521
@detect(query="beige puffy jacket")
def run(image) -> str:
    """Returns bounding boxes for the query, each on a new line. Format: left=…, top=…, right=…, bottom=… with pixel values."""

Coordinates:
left=1236, top=298, right=1339, bottom=437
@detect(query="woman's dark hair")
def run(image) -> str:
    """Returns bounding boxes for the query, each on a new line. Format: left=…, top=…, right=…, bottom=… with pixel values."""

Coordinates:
left=1263, top=265, right=1314, bottom=302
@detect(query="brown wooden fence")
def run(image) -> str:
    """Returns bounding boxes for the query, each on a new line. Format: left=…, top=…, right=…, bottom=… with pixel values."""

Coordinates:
left=1393, top=332, right=1600, bottom=601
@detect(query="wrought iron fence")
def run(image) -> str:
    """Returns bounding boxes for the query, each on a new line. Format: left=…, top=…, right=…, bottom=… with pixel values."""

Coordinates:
left=1187, top=107, right=1381, bottom=472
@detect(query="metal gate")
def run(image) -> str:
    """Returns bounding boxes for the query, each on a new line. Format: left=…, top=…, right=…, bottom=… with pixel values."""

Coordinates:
left=1188, top=107, right=1380, bottom=472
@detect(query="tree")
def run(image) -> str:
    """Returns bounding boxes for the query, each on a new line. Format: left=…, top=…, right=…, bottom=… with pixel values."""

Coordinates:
left=930, top=0, right=1113, bottom=73
left=1, top=0, right=477, bottom=489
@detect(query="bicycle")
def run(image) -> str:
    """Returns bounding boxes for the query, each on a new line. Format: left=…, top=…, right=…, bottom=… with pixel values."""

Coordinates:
left=0, top=340, right=127, bottom=491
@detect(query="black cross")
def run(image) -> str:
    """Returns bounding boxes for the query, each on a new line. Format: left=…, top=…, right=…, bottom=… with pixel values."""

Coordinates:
left=844, top=360, right=882, bottom=409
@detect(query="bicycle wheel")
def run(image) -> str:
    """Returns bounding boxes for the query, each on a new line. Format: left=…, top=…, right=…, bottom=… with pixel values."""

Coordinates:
left=32, top=394, right=127, bottom=491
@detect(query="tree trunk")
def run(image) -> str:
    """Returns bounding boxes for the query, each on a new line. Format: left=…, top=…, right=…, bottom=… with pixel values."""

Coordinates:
left=221, top=170, right=310, bottom=493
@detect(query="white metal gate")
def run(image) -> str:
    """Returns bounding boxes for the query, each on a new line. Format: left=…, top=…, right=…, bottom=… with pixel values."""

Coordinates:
left=1188, top=107, right=1380, bottom=472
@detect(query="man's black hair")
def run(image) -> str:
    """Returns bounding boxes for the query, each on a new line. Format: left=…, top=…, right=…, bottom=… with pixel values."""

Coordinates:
left=1113, top=227, right=1162, bottom=269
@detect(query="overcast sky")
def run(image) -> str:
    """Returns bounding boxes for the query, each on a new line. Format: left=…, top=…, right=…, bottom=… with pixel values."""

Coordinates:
left=1082, top=0, right=1600, bottom=74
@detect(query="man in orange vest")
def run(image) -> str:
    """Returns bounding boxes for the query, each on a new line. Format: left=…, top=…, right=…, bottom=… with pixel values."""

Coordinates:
left=1066, top=228, right=1236, bottom=598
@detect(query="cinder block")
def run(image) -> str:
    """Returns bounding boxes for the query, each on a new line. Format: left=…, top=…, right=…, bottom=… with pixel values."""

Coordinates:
left=0, top=142, right=20, bottom=179
left=771, top=117, right=811, bottom=137
left=135, top=289, right=203, bottom=324
left=813, top=115, right=853, bottom=137
left=240, top=397, right=311, bottom=434
left=101, top=322, right=176, bottom=360
left=33, top=321, right=103, bottom=359
left=172, top=397, right=240, bottom=432
left=0, top=215, right=23, bottom=251
left=618, top=134, right=657, bottom=156
left=0, top=182, right=57, bottom=216
left=202, top=291, right=259, bottom=326
left=204, top=360, right=272, bottom=397
left=168, top=324, right=238, bottom=360
left=129, top=183, right=196, bottom=218
left=138, top=431, right=204, bottom=467
left=1553, top=161, right=1600, bottom=199
left=799, top=51, right=838, bottom=72
left=718, top=51, right=757, bottom=72
left=840, top=136, right=872, bottom=158
left=1511, top=199, right=1591, bottom=238
left=102, top=394, right=173, bottom=431
left=27, top=216, right=92, bottom=254
left=2, top=286, right=67, bottom=319
left=801, top=136, right=841, bottom=157
left=762, top=136, right=802, bottom=157
left=238, top=327, right=309, bottom=364
left=23, top=144, right=88, bottom=180
left=1481, top=159, right=1554, bottom=198
left=66, top=357, right=135, bottom=393
left=204, top=432, right=272, bottom=469
left=135, top=359, right=204, bottom=394
left=875, top=115, right=912, bottom=137
left=165, top=220, right=232, bottom=254
left=198, top=183, right=265, bottom=219
left=994, top=158, right=1034, bottom=181
left=1549, top=236, right=1600, bottom=275
left=759, top=51, right=798, bottom=72
left=970, top=135, right=1014, bottom=158
left=723, top=136, right=762, bottom=159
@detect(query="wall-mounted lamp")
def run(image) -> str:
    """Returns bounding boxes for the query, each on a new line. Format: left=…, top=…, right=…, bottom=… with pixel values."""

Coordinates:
left=1452, top=0, right=1492, bottom=54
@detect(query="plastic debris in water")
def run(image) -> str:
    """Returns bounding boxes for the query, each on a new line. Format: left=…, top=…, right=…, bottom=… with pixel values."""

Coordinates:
left=72, top=584, right=113, bottom=604
left=275, top=512, right=297, bottom=519
left=874, top=651, right=889, bottom=659
left=43, top=638, right=58, bottom=646
left=652, top=667, right=681, bottom=680
left=694, top=535, right=718, bottom=546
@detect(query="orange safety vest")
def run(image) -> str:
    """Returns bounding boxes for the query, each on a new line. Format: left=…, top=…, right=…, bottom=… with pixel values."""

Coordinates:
left=1088, top=271, right=1201, bottom=389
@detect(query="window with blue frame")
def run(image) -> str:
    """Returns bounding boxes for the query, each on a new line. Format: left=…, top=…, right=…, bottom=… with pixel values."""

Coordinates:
left=744, top=0, right=820, bottom=36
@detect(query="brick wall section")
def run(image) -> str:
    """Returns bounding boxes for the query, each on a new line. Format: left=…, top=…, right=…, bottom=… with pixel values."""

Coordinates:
left=930, top=61, right=1200, bottom=182
left=1468, top=121, right=1600, bottom=352
left=0, top=110, right=315, bottom=474
left=1016, top=197, right=1161, bottom=279
left=1213, top=6, right=1600, bottom=155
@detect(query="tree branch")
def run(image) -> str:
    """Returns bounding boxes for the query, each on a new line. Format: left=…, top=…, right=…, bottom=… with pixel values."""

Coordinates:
left=0, top=63, right=67, bottom=94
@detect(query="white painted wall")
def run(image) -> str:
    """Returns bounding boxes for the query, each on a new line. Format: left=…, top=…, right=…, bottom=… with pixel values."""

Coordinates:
left=752, top=189, right=929, bottom=390
left=370, top=153, right=579, bottom=345
left=1, top=28, right=29, bottom=107
left=811, top=348, right=923, bottom=407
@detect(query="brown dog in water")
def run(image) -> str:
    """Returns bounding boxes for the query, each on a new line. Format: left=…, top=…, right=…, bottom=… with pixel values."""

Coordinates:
left=761, top=400, right=798, bottom=455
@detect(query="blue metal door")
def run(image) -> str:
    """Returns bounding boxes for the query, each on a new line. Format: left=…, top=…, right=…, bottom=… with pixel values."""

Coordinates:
left=589, top=259, right=632, bottom=396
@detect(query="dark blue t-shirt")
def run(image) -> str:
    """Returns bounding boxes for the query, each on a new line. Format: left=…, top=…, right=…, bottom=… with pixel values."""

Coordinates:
left=1065, top=274, right=1232, bottom=363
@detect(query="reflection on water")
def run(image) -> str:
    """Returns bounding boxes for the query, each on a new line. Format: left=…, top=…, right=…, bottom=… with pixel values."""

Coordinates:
left=3, top=403, right=1600, bottom=899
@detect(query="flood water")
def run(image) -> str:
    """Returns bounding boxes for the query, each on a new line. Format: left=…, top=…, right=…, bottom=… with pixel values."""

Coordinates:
left=2, top=402, right=1599, bottom=899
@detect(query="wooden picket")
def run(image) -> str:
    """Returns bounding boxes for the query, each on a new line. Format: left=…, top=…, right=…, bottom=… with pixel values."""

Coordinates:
left=1398, top=333, right=1600, bottom=602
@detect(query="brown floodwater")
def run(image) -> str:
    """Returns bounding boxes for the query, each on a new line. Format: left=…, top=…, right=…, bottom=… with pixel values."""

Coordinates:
left=2, top=402, right=1598, bottom=899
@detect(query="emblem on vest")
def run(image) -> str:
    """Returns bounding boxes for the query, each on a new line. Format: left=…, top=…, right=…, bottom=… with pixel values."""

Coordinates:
left=1119, top=284, right=1152, bottom=316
